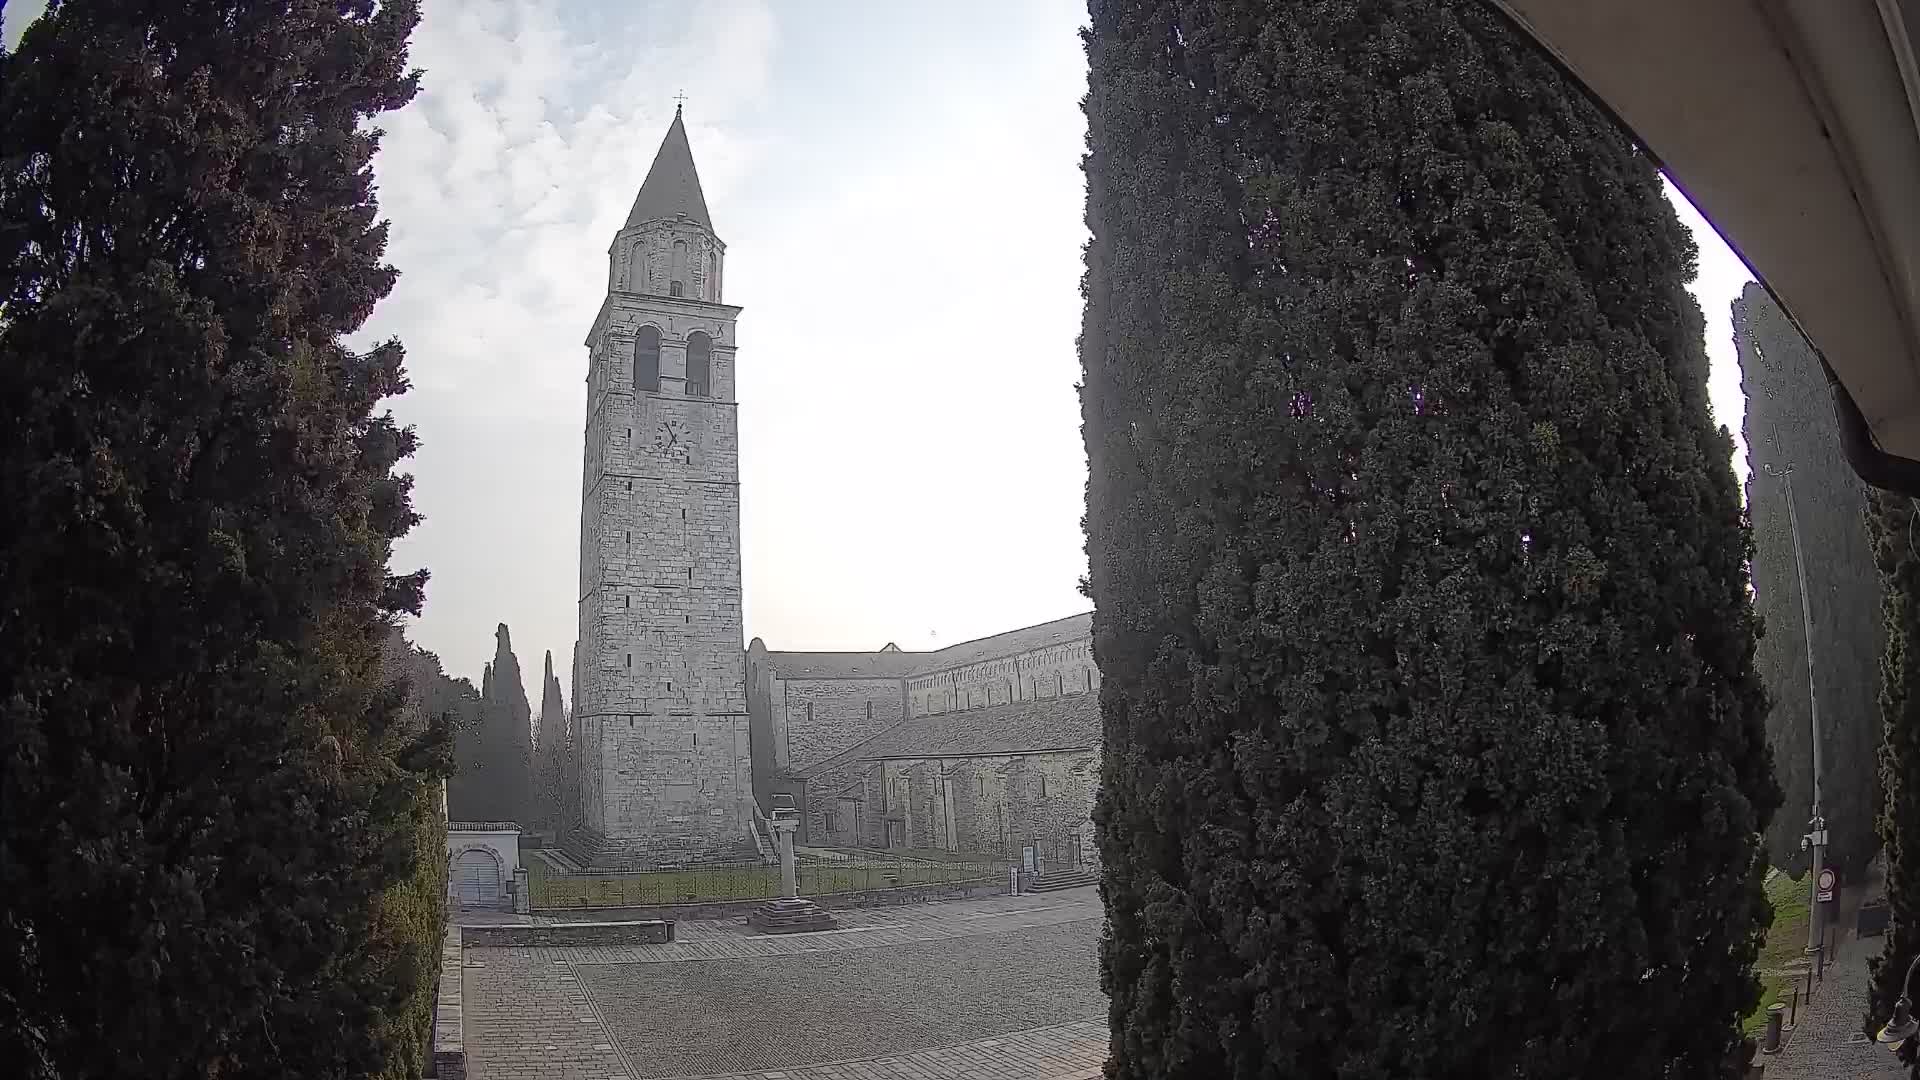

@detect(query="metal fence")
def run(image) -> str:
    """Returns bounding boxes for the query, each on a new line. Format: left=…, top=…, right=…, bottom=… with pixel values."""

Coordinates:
left=528, top=851, right=1009, bottom=910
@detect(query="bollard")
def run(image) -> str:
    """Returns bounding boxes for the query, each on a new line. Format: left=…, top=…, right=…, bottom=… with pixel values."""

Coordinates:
left=1762, top=1003, right=1786, bottom=1054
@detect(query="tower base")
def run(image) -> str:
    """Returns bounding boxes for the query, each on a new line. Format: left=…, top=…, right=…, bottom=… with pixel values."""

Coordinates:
left=563, top=824, right=760, bottom=871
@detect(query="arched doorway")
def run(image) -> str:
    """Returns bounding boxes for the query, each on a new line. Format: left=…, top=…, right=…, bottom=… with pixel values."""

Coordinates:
left=453, top=847, right=503, bottom=907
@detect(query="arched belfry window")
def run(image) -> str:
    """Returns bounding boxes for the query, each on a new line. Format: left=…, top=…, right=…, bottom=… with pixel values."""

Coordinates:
left=686, top=331, right=712, bottom=398
left=671, top=240, right=689, bottom=297
left=635, top=325, right=661, bottom=393
left=706, top=252, right=718, bottom=300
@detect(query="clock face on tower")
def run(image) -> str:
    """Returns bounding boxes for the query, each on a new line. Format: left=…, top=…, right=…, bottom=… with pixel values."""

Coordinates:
left=650, top=417, right=690, bottom=460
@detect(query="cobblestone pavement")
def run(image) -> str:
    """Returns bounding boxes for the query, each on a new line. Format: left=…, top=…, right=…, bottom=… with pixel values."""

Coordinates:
left=1761, top=874, right=1905, bottom=1080
left=582, top=921, right=1103, bottom=1077
left=463, top=888, right=1108, bottom=1080
left=691, top=1019, right=1108, bottom=1080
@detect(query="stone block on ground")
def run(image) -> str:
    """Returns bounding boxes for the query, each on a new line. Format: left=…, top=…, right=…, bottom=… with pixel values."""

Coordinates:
left=746, top=896, right=838, bottom=934
left=461, top=919, right=676, bottom=947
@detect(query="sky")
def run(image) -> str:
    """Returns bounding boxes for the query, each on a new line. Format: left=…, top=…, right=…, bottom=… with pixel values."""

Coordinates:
left=4, top=0, right=1756, bottom=704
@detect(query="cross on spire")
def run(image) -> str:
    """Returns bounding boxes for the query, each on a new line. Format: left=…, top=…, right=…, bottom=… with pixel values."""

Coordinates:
left=673, top=89, right=688, bottom=115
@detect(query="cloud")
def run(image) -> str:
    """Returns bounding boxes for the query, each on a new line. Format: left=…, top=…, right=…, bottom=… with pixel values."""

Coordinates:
left=359, top=0, right=777, bottom=694
left=2, top=0, right=48, bottom=50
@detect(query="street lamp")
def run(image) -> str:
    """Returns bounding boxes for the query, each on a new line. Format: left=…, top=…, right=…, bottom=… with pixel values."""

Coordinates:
left=1762, top=462, right=1829, bottom=969
left=1876, top=951, right=1920, bottom=1076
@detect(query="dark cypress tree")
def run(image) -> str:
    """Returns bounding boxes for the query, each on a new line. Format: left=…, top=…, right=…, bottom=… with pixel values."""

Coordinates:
left=535, top=650, right=567, bottom=831
left=1870, top=491, right=1920, bottom=1028
left=0, top=2, right=436, bottom=1077
left=447, top=625, right=532, bottom=823
left=439, top=667, right=493, bottom=823
left=485, top=623, right=534, bottom=823
left=1736, top=282, right=1883, bottom=876
left=1080, top=2, right=1778, bottom=1077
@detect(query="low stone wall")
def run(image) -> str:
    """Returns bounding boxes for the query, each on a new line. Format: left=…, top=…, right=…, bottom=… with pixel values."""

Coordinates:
left=432, top=924, right=465, bottom=1079
left=460, top=919, right=677, bottom=947
left=533, top=877, right=1005, bottom=923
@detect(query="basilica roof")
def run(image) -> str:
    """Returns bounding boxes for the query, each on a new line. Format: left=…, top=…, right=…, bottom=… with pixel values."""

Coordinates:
left=801, top=692, right=1100, bottom=775
left=761, top=651, right=926, bottom=680
left=760, top=611, right=1092, bottom=682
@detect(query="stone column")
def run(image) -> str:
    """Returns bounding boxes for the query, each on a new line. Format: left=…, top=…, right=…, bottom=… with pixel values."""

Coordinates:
left=774, top=816, right=798, bottom=899
left=747, top=807, right=836, bottom=934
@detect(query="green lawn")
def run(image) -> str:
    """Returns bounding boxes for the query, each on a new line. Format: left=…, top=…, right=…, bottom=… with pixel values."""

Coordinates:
left=526, top=853, right=1003, bottom=909
left=1744, top=870, right=1814, bottom=1035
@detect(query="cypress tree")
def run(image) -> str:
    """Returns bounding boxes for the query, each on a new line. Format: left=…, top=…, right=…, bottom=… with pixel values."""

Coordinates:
left=535, top=650, right=567, bottom=831
left=485, top=623, right=534, bottom=823
left=447, top=625, right=533, bottom=824
left=1080, top=2, right=1778, bottom=1077
left=439, top=667, right=493, bottom=823
left=1736, top=282, right=1883, bottom=876
left=0, top=1, right=436, bottom=1077
left=1870, top=491, right=1920, bottom=1027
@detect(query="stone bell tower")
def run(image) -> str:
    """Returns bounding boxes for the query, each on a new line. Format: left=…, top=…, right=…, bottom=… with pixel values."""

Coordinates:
left=572, top=107, right=752, bottom=865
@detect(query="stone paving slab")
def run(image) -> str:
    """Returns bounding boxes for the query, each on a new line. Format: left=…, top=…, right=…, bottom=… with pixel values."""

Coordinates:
left=462, top=954, right=629, bottom=1080
left=578, top=921, right=1104, bottom=1078
left=690, top=1019, right=1108, bottom=1080
left=467, top=891, right=1103, bottom=972
left=463, top=889, right=1109, bottom=1080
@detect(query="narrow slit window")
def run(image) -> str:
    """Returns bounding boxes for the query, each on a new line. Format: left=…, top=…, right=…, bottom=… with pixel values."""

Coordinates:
left=671, top=240, right=689, bottom=296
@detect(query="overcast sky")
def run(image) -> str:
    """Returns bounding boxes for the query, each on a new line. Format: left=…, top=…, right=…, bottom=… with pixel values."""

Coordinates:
left=5, top=0, right=1754, bottom=704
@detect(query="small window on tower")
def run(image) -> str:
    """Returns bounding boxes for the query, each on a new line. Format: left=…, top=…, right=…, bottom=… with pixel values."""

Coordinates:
left=671, top=240, right=689, bottom=296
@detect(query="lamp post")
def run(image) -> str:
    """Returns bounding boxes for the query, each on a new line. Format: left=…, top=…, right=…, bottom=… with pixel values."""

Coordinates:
left=1763, top=462, right=1829, bottom=967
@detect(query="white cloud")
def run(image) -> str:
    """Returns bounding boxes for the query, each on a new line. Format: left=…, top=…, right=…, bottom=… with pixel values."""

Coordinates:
left=362, top=0, right=779, bottom=693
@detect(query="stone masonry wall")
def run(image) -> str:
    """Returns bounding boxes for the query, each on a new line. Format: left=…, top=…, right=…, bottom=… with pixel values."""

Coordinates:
left=771, top=675, right=907, bottom=774
left=576, top=220, right=751, bottom=862
left=845, top=750, right=1098, bottom=869
left=611, top=219, right=723, bottom=303
left=906, top=639, right=1099, bottom=718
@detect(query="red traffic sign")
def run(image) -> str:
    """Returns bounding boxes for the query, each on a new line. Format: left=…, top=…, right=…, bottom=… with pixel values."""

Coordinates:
left=1817, top=868, right=1837, bottom=903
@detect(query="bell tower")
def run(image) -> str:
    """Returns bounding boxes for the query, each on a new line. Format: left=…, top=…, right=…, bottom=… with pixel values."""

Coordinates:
left=573, top=107, right=752, bottom=864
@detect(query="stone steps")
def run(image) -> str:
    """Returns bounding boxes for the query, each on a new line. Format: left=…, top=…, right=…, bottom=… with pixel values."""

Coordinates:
left=1028, top=869, right=1099, bottom=893
left=745, top=896, right=839, bottom=934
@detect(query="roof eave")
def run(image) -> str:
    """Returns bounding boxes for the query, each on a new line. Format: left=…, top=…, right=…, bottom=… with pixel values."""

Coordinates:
left=1492, top=0, right=1920, bottom=492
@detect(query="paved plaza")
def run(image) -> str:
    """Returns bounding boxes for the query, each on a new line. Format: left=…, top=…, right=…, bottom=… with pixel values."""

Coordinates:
left=461, top=889, right=1109, bottom=1079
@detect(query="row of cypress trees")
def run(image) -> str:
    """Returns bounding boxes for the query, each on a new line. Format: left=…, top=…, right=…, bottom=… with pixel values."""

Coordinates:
left=3, top=0, right=1913, bottom=1077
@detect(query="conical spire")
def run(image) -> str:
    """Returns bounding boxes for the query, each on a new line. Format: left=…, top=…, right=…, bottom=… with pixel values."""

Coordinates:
left=625, top=106, right=712, bottom=230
